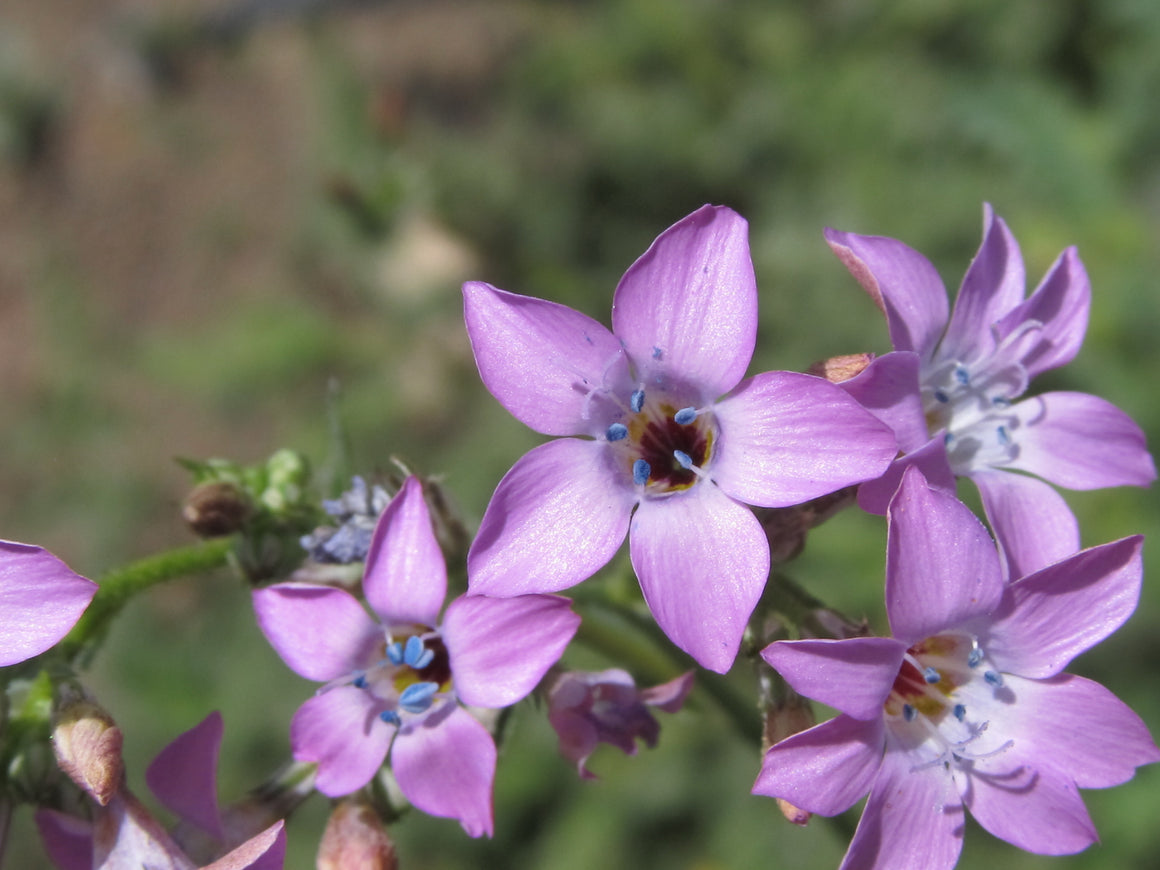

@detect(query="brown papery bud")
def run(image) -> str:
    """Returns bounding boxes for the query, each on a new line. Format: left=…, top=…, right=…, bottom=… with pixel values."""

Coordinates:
left=317, top=799, right=398, bottom=870
left=52, top=697, right=124, bottom=806
left=183, top=480, right=251, bottom=538
left=807, top=352, right=874, bottom=383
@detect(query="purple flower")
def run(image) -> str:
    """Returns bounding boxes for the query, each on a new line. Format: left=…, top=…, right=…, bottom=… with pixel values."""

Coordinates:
left=37, top=711, right=286, bottom=870
left=546, top=668, right=694, bottom=779
left=463, top=205, right=897, bottom=672
left=829, top=206, right=1155, bottom=577
left=0, top=540, right=97, bottom=666
left=253, top=476, right=580, bottom=837
left=752, top=467, right=1158, bottom=870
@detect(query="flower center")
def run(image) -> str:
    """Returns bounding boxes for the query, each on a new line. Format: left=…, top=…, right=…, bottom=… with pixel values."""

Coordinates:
left=603, top=388, right=716, bottom=495
left=883, top=632, right=1013, bottom=771
left=328, top=630, right=453, bottom=728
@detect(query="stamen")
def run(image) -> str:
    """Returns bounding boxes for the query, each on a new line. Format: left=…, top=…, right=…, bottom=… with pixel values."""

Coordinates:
left=402, top=636, right=428, bottom=668
left=352, top=672, right=368, bottom=689
left=606, top=423, right=628, bottom=442
left=934, top=389, right=949, bottom=404
left=922, top=666, right=941, bottom=684
left=953, top=704, right=966, bottom=721
left=630, top=389, right=646, bottom=413
left=903, top=704, right=917, bottom=722
left=984, top=670, right=1003, bottom=687
left=399, top=681, right=439, bottom=714
left=967, top=647, right=983, bottom=668
left=386, top=641, right=404, bottom=666
left=996, top=425, right=1011, bottom=446
left=379, top=710, right=401, bottom=726
left=652, top=346, right=663, bottom=360
left=673, top=450, right=693, bottom=470
left=674, top=407, right=697, bottom=425
left=954, top=364, right=970, bottom=386
left=633, top=459, right=651, bottom=486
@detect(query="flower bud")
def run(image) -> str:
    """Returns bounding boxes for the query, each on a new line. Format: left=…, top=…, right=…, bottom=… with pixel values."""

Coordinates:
left=183, top=480, right=252, bottom=538
left=52, top=695, right=124, bottom=806
left=317, top=799, right=398, bottom=870
left=807, top=352, right=874, bottom=383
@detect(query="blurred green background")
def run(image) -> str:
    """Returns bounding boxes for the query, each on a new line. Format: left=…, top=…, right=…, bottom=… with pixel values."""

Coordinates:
left=2, top=0, right=1159, bottom=867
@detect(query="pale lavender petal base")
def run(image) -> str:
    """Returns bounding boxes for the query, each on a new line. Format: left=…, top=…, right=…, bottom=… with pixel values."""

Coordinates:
left=468, top=438, right=635, bottom=595
left=0, top=541, right=98, bottom=667
left=444, top=593, right=579, bottom=708
left=145, top=711, right=224, bottom=840
left=291, top=688, right=393, bottom=797
left=393, top=706, right=497, bottom=838
left=630, top=485, right=769, bottom=673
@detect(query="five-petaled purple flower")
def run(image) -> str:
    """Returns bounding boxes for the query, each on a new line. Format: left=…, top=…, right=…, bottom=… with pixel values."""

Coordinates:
left=253, top=476, right=580, bottom=837
left=1, top=540, right=98, bottom=667
left=463, top=205, right=898, bottom=672
left=829, top=206, right=1155, bottom=577
left=546, top=668, right=694, bottom=779
left=752, top=466, right=1158, bottom=870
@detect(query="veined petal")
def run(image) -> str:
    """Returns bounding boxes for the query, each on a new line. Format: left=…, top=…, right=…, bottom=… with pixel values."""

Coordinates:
left=762, top=638, right=905, bottom=721
left=363, top=476, right=446, bottom=627
left=836, top=351, right=928, bottom=452
left=202, top=822, right=287, bottom=870
left=35, top=809, right=91, bottom=870
left=825, top=228, right=949, bottom=361
left=752, top=715, right=885, bottom=816
left=290, top=688, right=393, bottom=797
left=856, top=436, right=957, bottom=516
left=253, top=583, right=381, bottom=682
left=886, top=468, right=1004, bottom=644
left=611, top=205, right=756, bottom=398
left=629, top=485, right=769, bottom=673
left=1004, top=392, right=1156, bottom=490
left=444, top=594, right=579, bottom=708
left=145, top=712, right=224, bottom=841
left=972, top=469, right=1080, bottom=580
left=965, top=734, right=1098, bottom=855
left=940, top=207, right=1025, bottom=365
left=713, top=371, right=898, bottom=508
left=463, top=281, right=622, bottom=436
left=980, top=673, right=1159, bottom=790
left=840, top=751, right=964, bottom=870
left=468, top=439, right=634, bottom=595
left=93, top=791, right=196, bottom=870
left=0, top=541, right=97, bottom=667
left=996, top=246, right=1090, bottom=379
left=392, top=706, right=496, bottom=838
left=985, top=536, right=1142, bottom=677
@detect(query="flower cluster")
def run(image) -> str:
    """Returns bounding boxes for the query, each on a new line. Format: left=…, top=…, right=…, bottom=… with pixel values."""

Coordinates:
left=2, top=203, right=1154, bottom=870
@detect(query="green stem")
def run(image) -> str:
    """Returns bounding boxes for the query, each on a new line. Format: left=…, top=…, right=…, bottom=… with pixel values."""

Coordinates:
left=59, top=538, right=233, bottom=666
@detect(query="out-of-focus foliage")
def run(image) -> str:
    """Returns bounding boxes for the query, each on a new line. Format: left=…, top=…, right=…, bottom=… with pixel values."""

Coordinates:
left=2, top=0, right=1159, bottom=867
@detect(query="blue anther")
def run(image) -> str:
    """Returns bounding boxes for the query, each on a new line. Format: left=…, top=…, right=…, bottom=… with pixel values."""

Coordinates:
left=923, top=666, right=941, bottom=684
left=606, top=423, right=628, bottom=442
left=399, top=681, right=439, bottom=714
left=403, top=635, right=429, bottom=668
left=984, top=670, right=1004, bottom=687
left=630, top=389, right=646, bottom=413
left=944, top=432, right=955, bottom=445
left=992, top=396, right=1011, bottom=407
left=633, top=459, right=651, bottom=486
left=967, top=647, right=984, bottom=668
left=903, top=704, right=917, bottom=722
left=652, top=346, right=663, bottom=360
left=953, top=704, right=966, bottom=721
left=674, top=407, right=697, bottom=425
left=996, top=425, right=1011, bottom=446
left=352, top=672, right=368, bottom=689
left=379, top=710, right=401, bottom=726
left=954, top=364, right=970, bottom=386
left=934, top=389, right=949, bottom=404
left=673, top=450, right=693, bottom=470
left=386, top=641, right=404, bottom=666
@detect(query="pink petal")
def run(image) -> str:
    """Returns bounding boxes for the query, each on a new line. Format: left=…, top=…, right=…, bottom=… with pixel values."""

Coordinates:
left=35, top=809, right=92, bottom=870
left=1005, top=392, right=1156, bottom=490
left=996, top=246, right=1090, bottom=379
left=984, top=673, right=1159, bottom=790
left=835, top=351, right=928, bottom=452
left=290, top=688, right=393, bottom=797
left=363, top=476, right=446, bottom=627
left=855, top=436, right=956, bottom=516
left=629, top=484, right=769, bottom=673
left=444, top=594, right=579, bottom=708
left=712, top=371, right=898, bottom=508
left=467, top=438, right=635, bottom=595
left=985, top=536, right=1142, bottom=677
left=202, top=822, right=286, bottom=870
left=92, top=791, right=195, bottom=870
left=0, top=541, right=98, bottom=666
left=145, top=712, right=224, bottom=841
left=939, top=207, right=1025, bottom=365
left=972, top=469, right=1080, bottom=579
left=840, top=751, right=964, bottom=870
left=752, top=715, right=884, bottom=817
left=761, top=638, right=905, bottom=721
left=639, top=670, right=696, bottom=713
left=885, top=468, right=1004, bottom=644
left=611, top=205, right=756, bottom=398
left=825, top=228, right=949, bottom=361
left=462, top=281, right=622, bottom=436
left=392, top=706, right=496, bottom=838
left=965, top=738, right=1098, bottom=855
left=252, top=583, right=381, bottom=682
